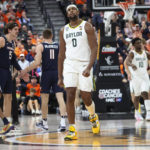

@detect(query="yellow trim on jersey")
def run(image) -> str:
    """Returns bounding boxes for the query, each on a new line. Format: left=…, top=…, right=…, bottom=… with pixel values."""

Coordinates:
left=97, top=29, right=100, bottom=60
left=68, top=20, right=83, bottom=29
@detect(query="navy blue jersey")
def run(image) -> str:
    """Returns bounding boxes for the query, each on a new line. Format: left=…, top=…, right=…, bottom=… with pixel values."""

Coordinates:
left=0, top=36, right=15, bottom=69
left=0, top=36, right=21, bottom=70
left=42, top=42, right=59, bottom=72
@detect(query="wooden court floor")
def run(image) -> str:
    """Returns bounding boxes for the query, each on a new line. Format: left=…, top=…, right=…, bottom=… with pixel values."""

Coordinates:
left=0, top=114, right=150, bottom=150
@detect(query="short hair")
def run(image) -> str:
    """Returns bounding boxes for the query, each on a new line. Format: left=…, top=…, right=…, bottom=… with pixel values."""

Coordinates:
left=4, top=22, right=18, bottom=34
left=43, top=29, right=52, bottom=39
left=131, top=37, right=141, bottom=45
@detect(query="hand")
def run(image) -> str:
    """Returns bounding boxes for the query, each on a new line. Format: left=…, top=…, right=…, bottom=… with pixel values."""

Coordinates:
left=19, top=70, right=30, bottom=82
left=82, top=67, right=90, bottom=77
left=58, top=78, right=64, bottom=88
left=131, top=64, right=137, bottom=71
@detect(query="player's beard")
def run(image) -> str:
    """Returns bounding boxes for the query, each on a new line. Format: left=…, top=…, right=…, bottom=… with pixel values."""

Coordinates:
left=68, top=15, right=78, bottom=22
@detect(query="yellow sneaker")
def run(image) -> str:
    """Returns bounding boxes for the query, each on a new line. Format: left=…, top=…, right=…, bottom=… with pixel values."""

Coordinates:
left=64, top=125, right=77, bottom=141
left=89, top=113, right=100, bottom=134
left=0, top=123, right=14, bottom=135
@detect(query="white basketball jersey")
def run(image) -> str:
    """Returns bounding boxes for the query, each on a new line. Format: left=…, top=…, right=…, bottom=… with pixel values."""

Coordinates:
left=130, top=50, right=148, bottom=77
left=63, top=20, right=91, bottom=62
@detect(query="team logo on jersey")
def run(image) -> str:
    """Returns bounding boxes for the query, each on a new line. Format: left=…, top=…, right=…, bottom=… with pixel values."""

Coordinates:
left=79, top=26, right=82, bottom=30
left=105, top=56, right=114, bottom=65
left=66, top=27, right=69, bottom=31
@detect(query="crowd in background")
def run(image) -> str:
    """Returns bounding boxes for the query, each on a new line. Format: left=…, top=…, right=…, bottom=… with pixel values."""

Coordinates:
left=1, top=0, right=150, bottom=115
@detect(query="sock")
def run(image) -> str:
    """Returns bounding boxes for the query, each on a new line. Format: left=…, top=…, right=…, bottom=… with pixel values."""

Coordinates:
left=60, top=116, right=66, bottom=127
left=70, top=124, right=76, bottom=128
left=43, top=118, right=47, bottom=122
left=135, top=109, right=139, bottom=114
left=144, top=100, right=150, bottom=113
left=3, top=117, right=9, bottom=125
left=85, top=101, right=95, bottom=116
left=7, top=117, right=11, bottom=123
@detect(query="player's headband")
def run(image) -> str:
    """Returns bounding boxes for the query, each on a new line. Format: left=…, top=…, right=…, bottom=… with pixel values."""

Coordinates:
left=66, top=4, right=78, bottom=12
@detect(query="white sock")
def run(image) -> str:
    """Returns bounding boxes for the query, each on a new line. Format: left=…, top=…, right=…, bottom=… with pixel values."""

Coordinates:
left=85, top=101, right=95, bottom=115
left=7, top=117, right=11, bottom=123
left=135, top=109, right=140, bottom=114
left=60, top=117, right=66, bottom=127
left=70, top=124, right=76, bottom=128
left=144, top=100, right=150, bottom=112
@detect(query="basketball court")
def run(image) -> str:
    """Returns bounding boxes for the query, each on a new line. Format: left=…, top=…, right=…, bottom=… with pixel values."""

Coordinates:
left=0, top=114, right=150, bottom=150
left=1, top=0, right=150, bottom=149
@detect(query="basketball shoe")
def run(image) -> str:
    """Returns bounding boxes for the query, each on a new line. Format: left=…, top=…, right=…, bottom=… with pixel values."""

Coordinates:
left=0, top=123, right=14, bottom=135
left=36, top=119, right=48, bottom=130
left=89, top=113, right=100, bottom=134
left=57, top=126, right=66, bottom=132
left=64, top=125, right=77, bottom=141
left=134, top=110, right=144, bottom=121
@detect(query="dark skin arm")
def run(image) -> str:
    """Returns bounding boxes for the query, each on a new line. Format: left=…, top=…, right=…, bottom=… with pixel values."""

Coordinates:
left=58, top=27, right=66, bottom=88
left=126, top=52, right=137, bottom=70
left=124, top=58, right=131, bottom=80
left=83, top=22, right=98, bottom=77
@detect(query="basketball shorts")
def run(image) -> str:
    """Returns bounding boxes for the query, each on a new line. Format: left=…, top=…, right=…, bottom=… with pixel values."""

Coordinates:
left=0, top=68, right=12, bottom=93
left=41, top=70, right=64, bottom=93
left=63, top=60, right=93, bottom=92
left=132, top=76, right=149, bottom=96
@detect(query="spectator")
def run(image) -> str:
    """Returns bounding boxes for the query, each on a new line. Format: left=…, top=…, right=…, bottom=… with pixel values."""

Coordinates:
left=18, top=53, right=30, bottom=70
left=26, top=76, right=40, bottom=98
left=133, top=24, right=142, bottom=38
left=92, top=12, right=104, bottom=30
left=79, top=4, right=91, bottom=21
left=19, top=11, right=33, bottom=31
left=26, top=45, right=36, bottom=63
left=75, top=0, right=87, bottom=10
left=22, top=88, right=41, bottom=115
left=0, top=8, right=8, bottom=24
left=15, top=42, right=28, bottom=58
left=24, top=37, right=33, bottom=51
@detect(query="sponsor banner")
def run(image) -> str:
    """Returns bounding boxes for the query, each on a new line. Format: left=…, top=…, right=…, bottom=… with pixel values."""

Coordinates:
left=97, top=37, right=122, bottom=82
left=93, top=83, right=131, bottom=113
left=93, top=36, right=131, bottom=112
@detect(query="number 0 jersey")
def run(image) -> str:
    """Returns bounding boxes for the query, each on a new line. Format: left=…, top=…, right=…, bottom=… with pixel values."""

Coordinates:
left=63, top=20, right=91, bottom=62
left=130, top=50, right=148, bottom=77
left=42, top=42, right=59, bottom=72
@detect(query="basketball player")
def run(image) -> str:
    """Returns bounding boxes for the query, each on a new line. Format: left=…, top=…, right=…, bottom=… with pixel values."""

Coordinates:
left=58, top=4, right=100, bottom=141
left=0, top=22, right=22, bottom=134
left=124, top=58, right=143, bottom=120
left=21, top=29, right=67, bottom=131
left=126, top=37, right=150, bottom=121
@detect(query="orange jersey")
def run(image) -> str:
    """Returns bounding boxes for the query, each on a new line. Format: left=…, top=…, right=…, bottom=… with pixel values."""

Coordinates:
left=26, top=83, right=41, bottom=97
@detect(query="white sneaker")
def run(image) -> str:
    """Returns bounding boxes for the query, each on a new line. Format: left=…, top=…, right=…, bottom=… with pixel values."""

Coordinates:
left=31, top=109, right=35, bottom=115
left=35, top=110, right=40, bottom=115
left=145, top=112, right=150, bottom=121
left=134, top=111, right=144, bottom=121
left=36, top=119, right=48, bottom=130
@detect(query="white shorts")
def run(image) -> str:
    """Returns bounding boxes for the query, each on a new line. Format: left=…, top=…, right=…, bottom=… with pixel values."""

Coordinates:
left=63, top=60, right=93, bottom=92
left=132, top=76, right=149, bottom=96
